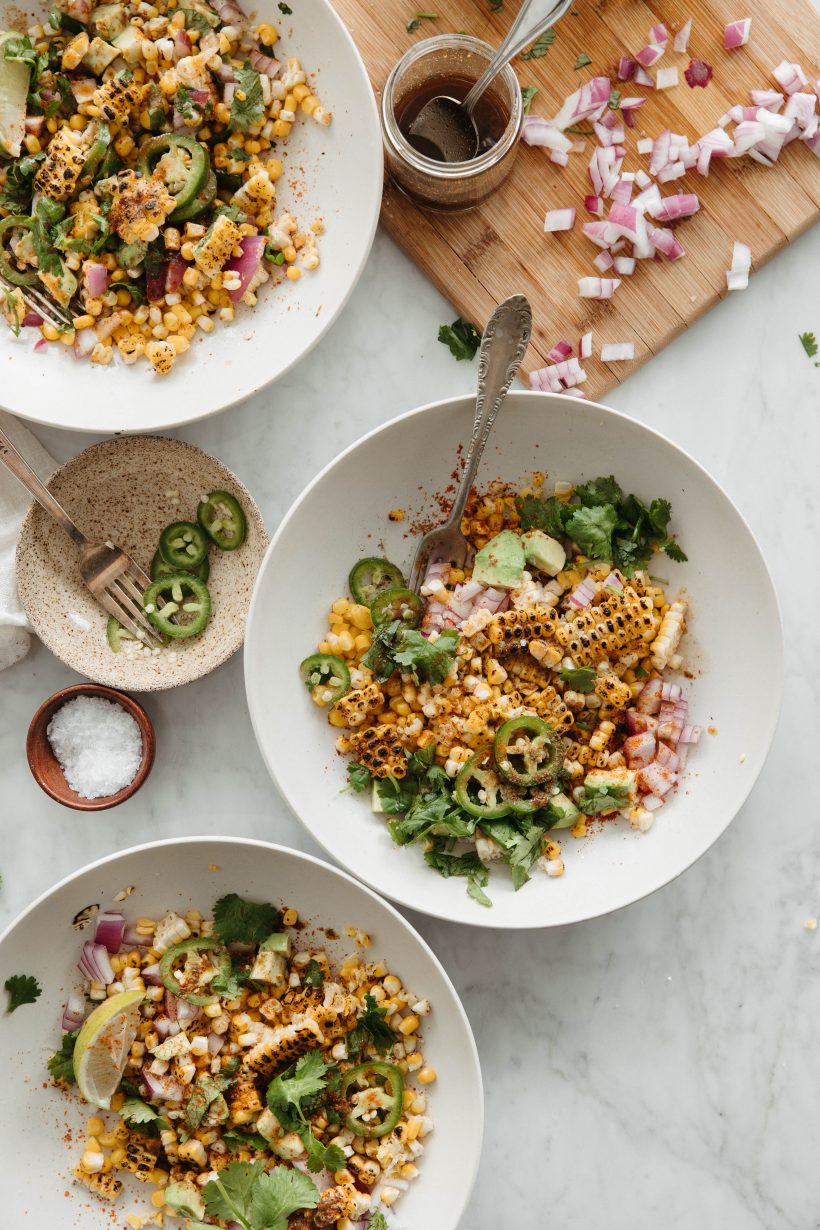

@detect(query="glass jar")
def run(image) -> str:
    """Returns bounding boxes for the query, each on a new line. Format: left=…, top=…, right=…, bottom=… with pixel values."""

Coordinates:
left=380, top=34, right=523, bottom=213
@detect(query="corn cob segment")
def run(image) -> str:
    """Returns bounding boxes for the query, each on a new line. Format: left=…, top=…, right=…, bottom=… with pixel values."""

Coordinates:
left=333, top=683, right=385, bottom=728
left=352, top=724, right=408, bottom=779
left=650, top=597, right=687, bottom=669
left=484, top=605, right=559, bottom=653
left=242, top=1016, right=325, bottom=1079
left=594, top=673, right=633, bottom=709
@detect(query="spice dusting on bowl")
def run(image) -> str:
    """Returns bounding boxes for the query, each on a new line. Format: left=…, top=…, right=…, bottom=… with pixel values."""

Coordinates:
left=46, top=697, right=142, bottom=801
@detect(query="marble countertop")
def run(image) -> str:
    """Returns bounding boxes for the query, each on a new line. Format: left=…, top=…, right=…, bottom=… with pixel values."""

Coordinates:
left=2, top=215, right=819, bottom=1228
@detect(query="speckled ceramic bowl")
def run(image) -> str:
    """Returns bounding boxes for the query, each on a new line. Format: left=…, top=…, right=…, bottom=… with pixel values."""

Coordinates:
left=16, top=437, right=267, bottom=691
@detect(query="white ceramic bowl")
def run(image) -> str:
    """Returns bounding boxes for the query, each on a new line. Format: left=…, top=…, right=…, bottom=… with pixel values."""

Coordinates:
left=0, top=0, right=381, bottom=433
left=245, top=391, right=783, bottom=928
left=0, top=837, right=482, bottom=1228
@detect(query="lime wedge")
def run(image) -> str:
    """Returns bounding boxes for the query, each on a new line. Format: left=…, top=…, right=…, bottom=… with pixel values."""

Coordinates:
left=73, top=989, right=145, bottom=1109
left=0, top=31, right=31, bottom=159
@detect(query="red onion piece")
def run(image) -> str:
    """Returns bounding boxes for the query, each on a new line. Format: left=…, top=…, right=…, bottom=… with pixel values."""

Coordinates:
left=223, top=82, right=237, bottom=106
left=25, top=114, right=45, bottom=136
left=724, top=18, right=752, bottom=50
left=141, top=1067, right=184, bottom=1102
left=673, top=18, right=692, bottom=53
left=217, top=63, right=236, bottom=84
left=657, top=67, right=679, bottom=90
left=636, top=44, right=665, bottom=69
left=600, top=341, right=634, bottom=361
left=649, top=226, right=685, bottom=260
left=544, top=208, right=576, bottom=232
left=578, top=276, right=621, bottom=299
left=634, top=65, right=654, bottom=88
left=208, top=1032, right=225, bottom=1055
left=94, top=911, right=126, bottom=952
left=83, top=261, right=108, bottom=298
left=624, top=731, right=657, bottom=769
left=654, top=193, right=700, bottom=221
left=638, top=762, right=678, bottom=797
left=62, top=990, right=86, bottom=1032
left=613, top=255, right=636, bottom=275
left=584, top=194, right=603, bottom=216
left=579, top=330, right=593, bottom=359
left=635, top=677, right=662, bottom=715
left=685, top=59, right=713, bottom=89
left=165, top=255, right=187, bottom=295
left=550, top=76, right=612, bottom=131
left=173, top=26, right=192, bottom=60
left=33, top=337, right=49, bottom=353
left=21, top=311, right=43, bottom=327
left=618, top=56, right=635, bottom=81
left=649, top=22, right=668, bottom=44
left=569, top=577, right=598, bottom=608
left=751, top=88, right=783, bottom=110
left=249, top=47, right=280, bottom=78
left=224, top=235, right=266, bottom=303
left=142, top=963, right=162, bottom=984
left=547, top=340, right=573, bottom=362
left=550, top=148, right=569, bottom=167
left=772, top=61, right=808, bottom=95
left=678, top=724, right=702, bottom=744
left=146, top=258, right=169, bottom=303
left=643, top=793, right=665, bottom=811
left=211, top=0, right=247, bottom=23
left=78, top=941, right=115, bottom=984
left=627, top=711, right=658, bottom=735
left=521, top=115, right=572, bottom=153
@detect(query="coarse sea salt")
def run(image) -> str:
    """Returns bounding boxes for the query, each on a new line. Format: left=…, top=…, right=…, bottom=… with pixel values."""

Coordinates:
left=47, top=696, right=142, bottom=800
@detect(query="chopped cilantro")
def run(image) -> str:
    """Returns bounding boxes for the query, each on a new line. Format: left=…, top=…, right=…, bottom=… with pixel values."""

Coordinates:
left=5, top=973, right=41, bottom=1013
left=574, top=51, right=592, bottom=69
left=346, top=992, right=397, bottom=1059
left=202, top=1159, right=319, bottom=1230
left=120, top=1096, right=166, bottom=1127
left=478, top=819, right=546, bottom=890
left=230, top=63, right=264, bottom=132
left=370, top=1214, right=390, bottom=1230
left=302, top=959, right=324, bottom=988
left=407, top=10, right=438, bottom=32
left=47, top=1029, right=78, bottom=1083
left=185, top=1072, right=233, bottom=1132
left=559, top=666, right=596, bottom=692
left=176, top=83, right=209, bottom=122
left=576, top=781, right=631, bottom=814
left=222, top=1129, right=269, bottom=1152
left=520, top=84, right=538, bottom=113
left=520, top=28, right=556, bottom=59
left=346, top=762, right=372, bottom=793
left=564, top=504, right=619, bottom=560
left=213, top=893, right=282, bottom=946
left=799, top=331, right=819, bottom=366
left=363, top=621, right=459, bottom=684
left=608, top=89, right=621, bottom=109
left=300, top=1130, right=346, bottom=1173
left=574, top=474, right=623, bottom=506
left=266, top=1050, right=335, bottom=1129
left=438, top=316, right=481, bottom=360
left=515, top=493, right=569, bottom=537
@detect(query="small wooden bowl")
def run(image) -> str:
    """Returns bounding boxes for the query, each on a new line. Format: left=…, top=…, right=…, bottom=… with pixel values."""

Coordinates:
left=27, top=683, right=155, bottom=812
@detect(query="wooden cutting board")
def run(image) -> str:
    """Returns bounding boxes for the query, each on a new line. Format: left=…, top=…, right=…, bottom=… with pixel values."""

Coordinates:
left=333, top=0, right=820, bottom=397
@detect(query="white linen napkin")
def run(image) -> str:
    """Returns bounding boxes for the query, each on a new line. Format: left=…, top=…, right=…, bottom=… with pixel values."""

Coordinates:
left=0, top=410, right=57, bottom=671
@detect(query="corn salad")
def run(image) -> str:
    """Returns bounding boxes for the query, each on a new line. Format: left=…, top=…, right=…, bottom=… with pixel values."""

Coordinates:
left=301, top=474, right=702, bottom=906
left=0, top=0, right=328, bottom=373
left=51, top=896, right=433, bottom=1225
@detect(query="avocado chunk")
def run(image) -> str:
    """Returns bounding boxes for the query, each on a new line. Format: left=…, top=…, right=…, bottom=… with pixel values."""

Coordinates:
left=164, top=1181, right=206, bottom=1220
left=521, top=530, right=566, bottom=576
left=472, top=530, right=526, bottom=591
left=0, top=32, right=31, bottom=158
left=81, top=36, right=120, bottom=74
left=90, top=4, right=128, bottom=40
left=547, top=792, right=580, bottom=829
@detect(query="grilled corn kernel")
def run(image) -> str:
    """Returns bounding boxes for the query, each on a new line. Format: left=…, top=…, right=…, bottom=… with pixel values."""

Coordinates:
left=417, top=1066, right=437, bottom=1084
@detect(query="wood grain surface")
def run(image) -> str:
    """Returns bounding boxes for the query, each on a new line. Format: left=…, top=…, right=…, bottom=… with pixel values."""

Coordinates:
left=333, top=0, right=820, bottom=397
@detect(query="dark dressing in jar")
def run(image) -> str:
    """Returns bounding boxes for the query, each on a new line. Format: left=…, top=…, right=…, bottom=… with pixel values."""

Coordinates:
left=396, top=75, right=510, bottom=162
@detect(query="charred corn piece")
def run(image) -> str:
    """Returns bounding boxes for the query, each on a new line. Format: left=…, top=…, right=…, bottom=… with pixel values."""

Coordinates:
left=560, top=591, right=659, bottom=667
left=89, top=77, right=146, bottom=124
left=594, top=673, right=632, bottom=709
left=228, top=1073, right=263, bottom=1124
left=555, top=592, right=631, bottom=647
left=650, top=597, right=687, bottom=670
left=314, top=1185, right=357, bottom=1227
left=193, top=213, right=242, bottom=278
left=486, top=605, right=559, bottom=653
left=333, top=683, right=385, bottom=728
left=74, top=1166, right=123, bottom=1199
left=34, top=127, right=91, bottom=201
left=523, top=685, right=575, bottom=730
left=504, top=653, right=553, bottom=686
left=353, top=724, right=408, bottom=779
left=107, top=169, right=176, bottom=245
left=122, top=1140, right=158, bottom=1181
left=243, top=1017, right=325, bottom=1080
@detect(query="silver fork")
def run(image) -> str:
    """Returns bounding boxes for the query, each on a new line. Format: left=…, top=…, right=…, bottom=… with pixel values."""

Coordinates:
left=0, top=270, right=76, bottom=332
left=0, top=425, right=164, bottom=646
left=408, top=293, right=533, bottom=592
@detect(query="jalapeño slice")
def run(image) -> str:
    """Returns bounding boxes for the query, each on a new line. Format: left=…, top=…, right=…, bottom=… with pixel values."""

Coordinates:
left=158, top=937, right=231, bottom=1006
left=150, top=548, right=210, bottom=584
left=158, top=521, right=209, bottom=570
left=144, top=574, right=211, bottom=639
left=494, top=715, right=561, bottom=787
left=370, top=587, right=423, bottom=629
left=137, top=134, right=209, bottom=219
left=197, top=491, right=247, bottom=551
left=340, top=1062, right=404, bottom=1139
left=349, top=558, right=405, bottom=608
left=300, top=653, right=350, bottom=704
left=454, top=751, right=512, bottom=819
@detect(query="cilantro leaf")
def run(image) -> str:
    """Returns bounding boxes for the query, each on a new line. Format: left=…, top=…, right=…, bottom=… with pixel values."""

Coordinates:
left=202, top=1160, right=261, bottom=1224
left=346, top=992, right=397, bottom=1059
left=608, top=89, right=621, bottom=109
left=477, top=819, right=546, bottom=890
left=515, top=494, right=569, bottom=537
left=424, top=847, right=487, bottom=880
left=576, top=781, right=631, bottom=815
left=223, top=1129, right=269, bottom=1152
left=266, top=1050, right=333, bottom=1129
left=467, top=875, right=493, bottom=907
left=5, top=973, right=41, bottom=1013
left=520, top=84, right=537, bottom=113
left=559, top=666, right=596, bottom=692
left=120, top=1097, right=166, bottom=1127
left=799, top=331, right=818, bottom=358
left=230, top=63, right=264, bottom=132
left=347, top=762, right=372, bottom=793
left=391, top=627, right=459, bottom=684
left=574, top=475, right=623, bottom=508
left=185, top=1072, right=233, bottom=1132
left=249, top=1166, right=320, bottom=1229
left=438, top=317, right=481, bottom=361
left=521, top=28, right=556, bottom=58
left=47, top=1029, right=78, bottom=1083
left=564, top=504, right=618, bottom=559
left=370, top=1214, right=390, bottom=1230
left=574, top=51, right=592, bottom=69
left=213, top=893, right=282, bottom=947
left=664, top=540, right=688, bottom=563
left=176, top=83, right=209, bottom=122
left=300, top=1128, right=346, bottom=1173
left=302, top=959, right=324, bottom=989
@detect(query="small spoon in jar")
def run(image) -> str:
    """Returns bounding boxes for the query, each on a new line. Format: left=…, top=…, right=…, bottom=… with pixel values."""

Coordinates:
left=407, top=0, right=574, bottom=163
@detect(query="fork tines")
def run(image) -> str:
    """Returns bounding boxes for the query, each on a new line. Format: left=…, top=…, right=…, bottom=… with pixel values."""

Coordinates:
left=0, top=270, right=76, bottom=332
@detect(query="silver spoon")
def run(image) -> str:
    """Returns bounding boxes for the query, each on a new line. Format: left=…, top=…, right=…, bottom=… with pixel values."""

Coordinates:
left=408, top=293, right=532, bottom=592
left=407, top=0, right=575, bottom=163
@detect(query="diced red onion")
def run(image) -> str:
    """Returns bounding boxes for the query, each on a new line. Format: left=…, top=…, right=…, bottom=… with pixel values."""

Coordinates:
left=635, top=677, right=663, bottom=715
left=33, top=338, right=48, bottom=354
left=783, top=92, right=817, bottom=128
left=21, top=311, right=43, bottom=327
left=627, top=711, right=658, bottom=734
left=593, top=119, right=625, bottom=147
left=673, top=18, right=693, bottom=53
left=658, top=718, right=684, bottom=743
left=522, top=115, right=573, bottom=153
left=249, top=47, right=281, bottom=78
left=726, top=239, right=751, bottom=290
left=579, top=331, right=593, bottom=359
left=62, top=990, right=86, bottom=1032
left=78, top=941, right=115, bottom=985
left=154, top=1016, right=181, bottom=1039
left=724, top=18, right=752, bottom=50
left=649, top=22, right=668, bottom=44
left=83, top=261, right=109, bottom=298
left=618, top=57, right=636, bottom=81
left=657, top=67, right=679, bottom=90
left=142, top=963, right=162, bottom=985
left=25, top=114, right=45, bottom=136
left=224, top=235, right=266, bottom=303
left=594, top=250, right=614, bottom=272
left=613, top=255, right=636, bottom=275
left=637, top=44, right=665, bottom=69
left=550, top=149, right=570, bottom=167
left=569, top=576, right=598, bottom=608
left=643, top=793, right=665, bottom=811
left=550, top=76, right=612, bottom=131
left=584, top=194, right=603, bottom=215
left=678, top=724, right=702, bottom=744
left=208, top=1032, right=225, bottom=1056
left=602, top=571, right=623, bottom=592
left=172, top=26, right=192, bottom=60
left=578, top=276, right=621, bottom=299
left=600, top=341, right=634, bottom=361
left=547, top=340, right=573, bottom=362
left=94, top=911, right=126, bottom=953
left=217, top=62, right=236, bottom=84
left=685, top=59, right=713, bottom=88
left=637, top=136, right=654, bottom=156
left=624, top=731, right=657, bottom=769
left=165, top=255, right=186, bottom=295
left=653, top=193, right=700, bottom=221
left=649, top=227, right=684, bottom=260
left=223, top=82, right=237, bottom=106
left=620, top=97, right=646, bottom=116
left=751, top=88, right=784, bottom=110
left=772, top=61, right=807, bottom=95
left=141, top=1067, right=184, bottom=1102
left=638, top=762, right=678, bottom=797
left=660, top=682, right=682, bottom=702
left=211, top=0, right=247, bottom=23
left=544, top=208, right=576, bottom=232
left=634, top=65, right=654, bottom=88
